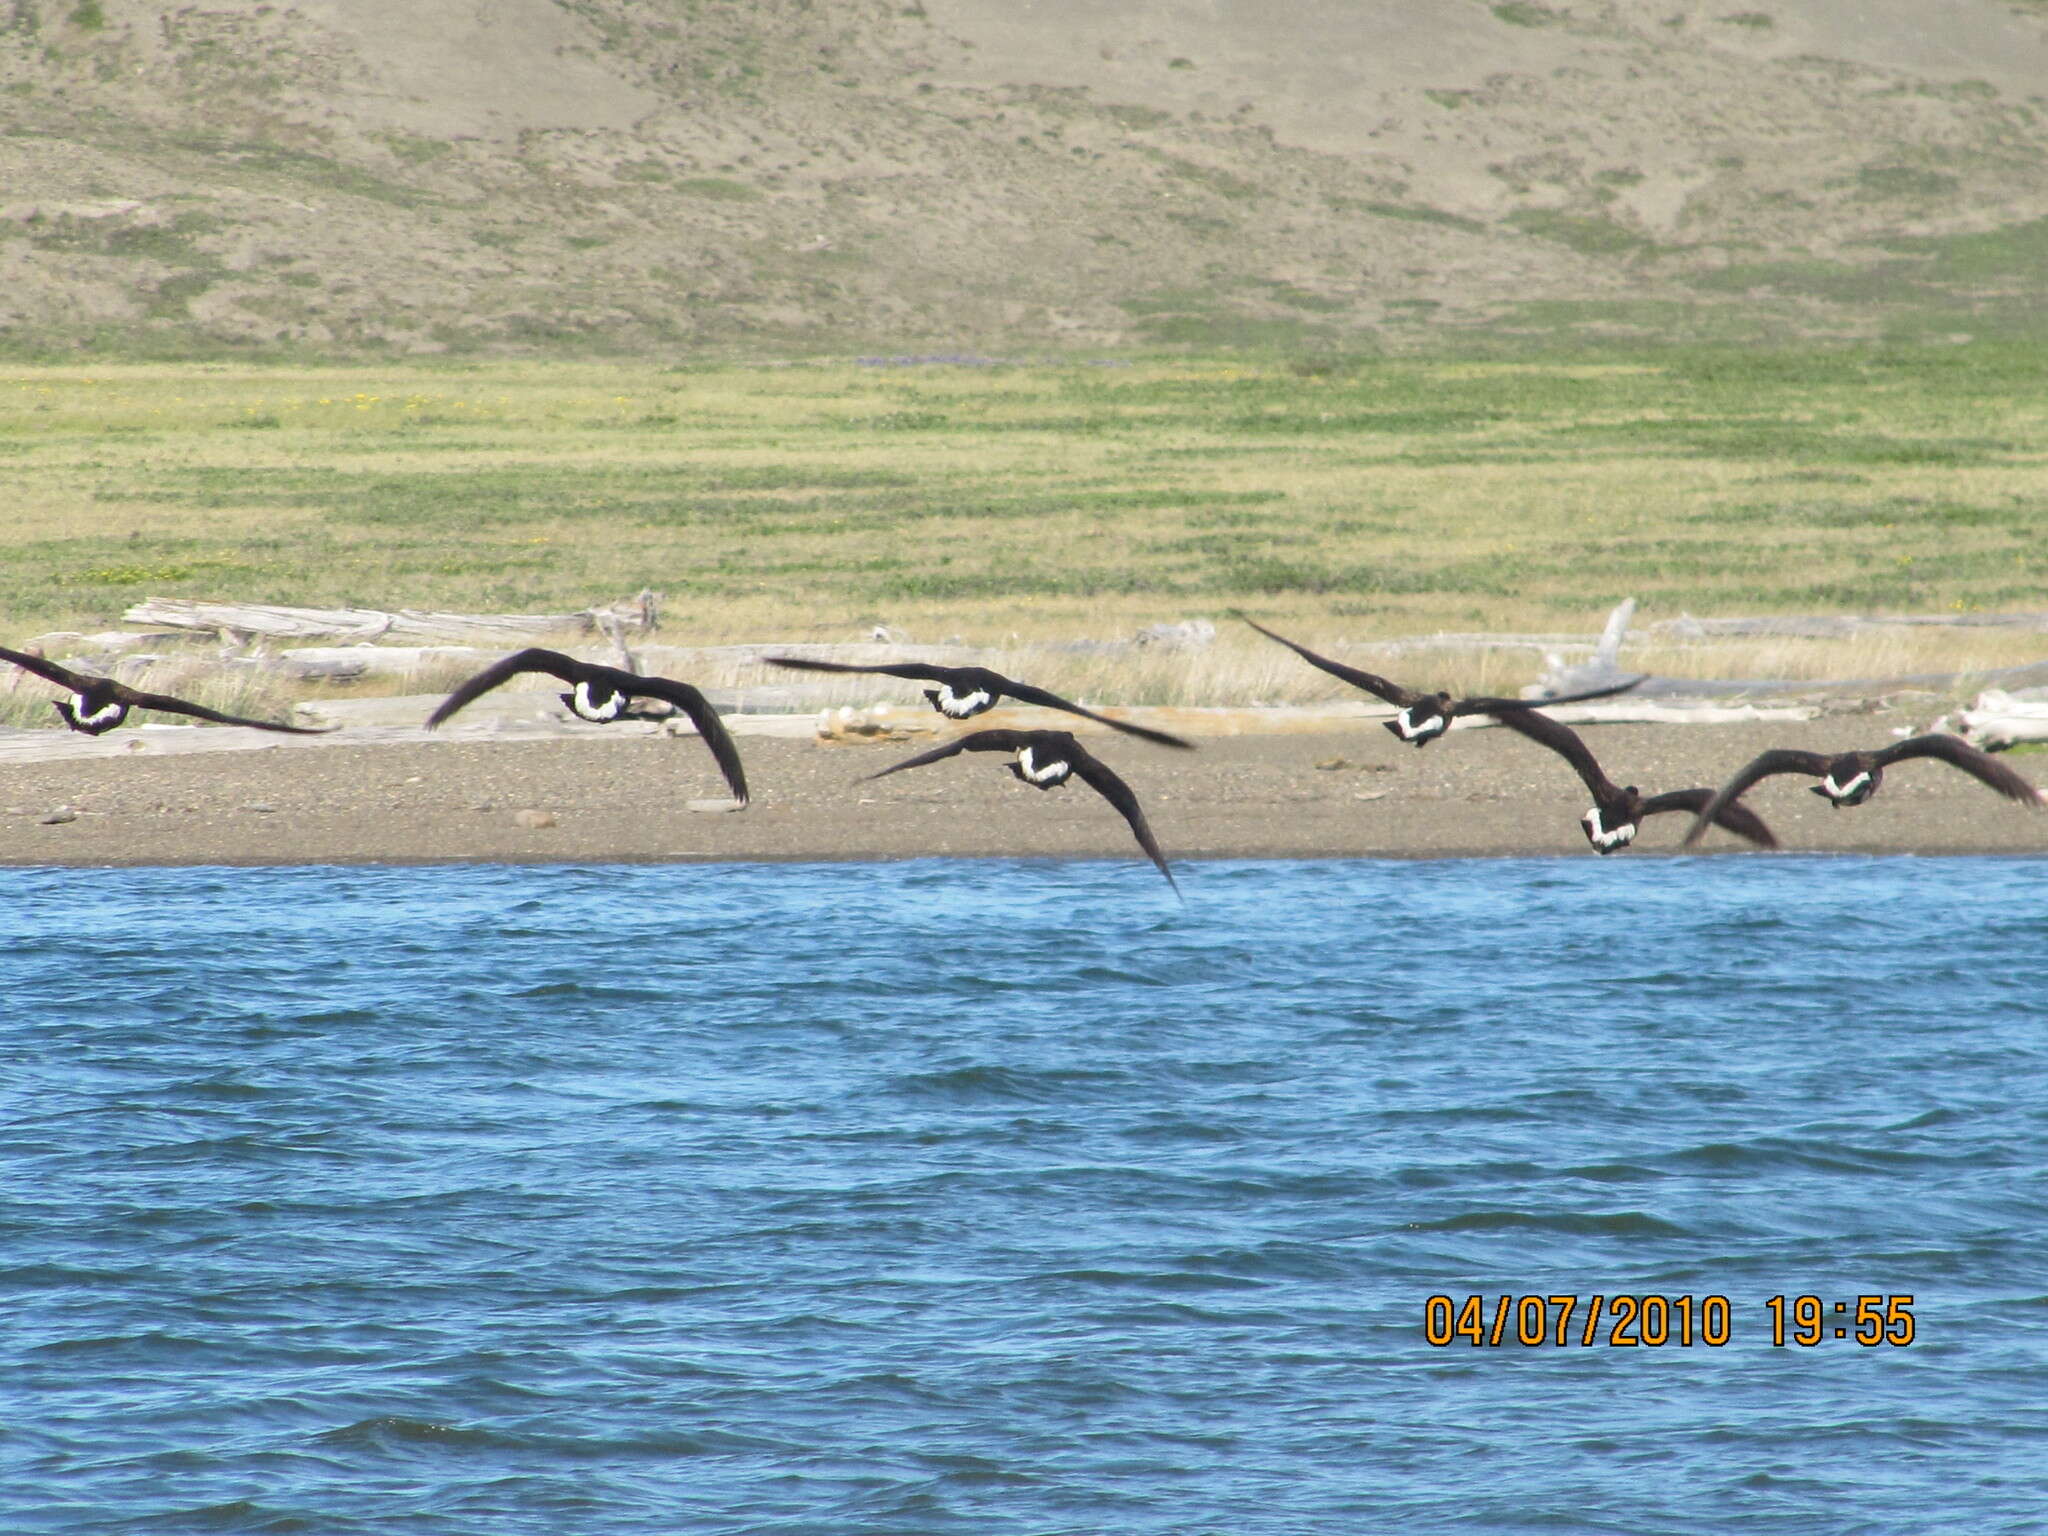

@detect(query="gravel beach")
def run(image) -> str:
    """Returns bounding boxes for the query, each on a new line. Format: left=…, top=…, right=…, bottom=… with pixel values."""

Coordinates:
left=4, top=707, right=2043, bottom=869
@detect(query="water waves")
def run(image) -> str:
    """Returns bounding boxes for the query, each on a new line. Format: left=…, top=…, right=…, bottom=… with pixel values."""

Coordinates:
left=4, top=857, right=2046, bottom=1533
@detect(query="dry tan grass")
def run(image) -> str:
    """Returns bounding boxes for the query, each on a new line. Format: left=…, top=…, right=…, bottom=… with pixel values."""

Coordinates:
left=5, top=618, right=2037, bottom=733
left=668, top=621, right=2048, bottom=712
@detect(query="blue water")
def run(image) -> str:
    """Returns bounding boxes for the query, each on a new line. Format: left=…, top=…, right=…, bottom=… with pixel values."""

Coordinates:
left=4, top=857, right=2046, bottom=1535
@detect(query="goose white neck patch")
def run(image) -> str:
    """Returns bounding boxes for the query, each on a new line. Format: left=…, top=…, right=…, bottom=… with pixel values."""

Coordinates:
left=572, top=681, right=626, bottom=721
left=934, top=684, right=993, bottom=717
left=1017, top=745, right=1069, bottom=784
left=1823, top=770, right=1871, bottom=801
left=74, top=695, right=125, bottom=728
left=1583, top=807, right=1635, bottom=850
left=1393, top=708, right=1445, bottom=741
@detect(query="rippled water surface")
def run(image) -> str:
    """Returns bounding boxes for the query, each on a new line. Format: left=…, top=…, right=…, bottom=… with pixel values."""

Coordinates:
left=5, top=857, right=2047, bottom=1534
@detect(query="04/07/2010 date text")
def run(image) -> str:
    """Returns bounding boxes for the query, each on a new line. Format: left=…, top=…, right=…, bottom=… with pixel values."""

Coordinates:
left=1423, top=1294, right=1917, bottom=1348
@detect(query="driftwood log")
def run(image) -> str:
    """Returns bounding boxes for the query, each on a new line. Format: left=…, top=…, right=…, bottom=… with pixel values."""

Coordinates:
left=1958, top=690, right=2048, bottom=750
left=23, top=630, right=196, bottom=656
left=27, top=596, right=2043, bottom=720
left=1523, top=599, right=1637, bottom=697
left=810, top=696, right=1815, bottom=745
left=1304, top=606, right=2048, bottom=661
left=1533, top=598, right=2048, bottom=701
left=123, top=592, right=661, bottom=643
left=1597, top=658, right=2048, bottom=701
left=1654, top=611, right=2048, bottom=639
left=232, top=640, right=980, bottom=683
left=1303, top=632, right=1600, bottom=660
left=263, top=646, right=493, bottom=682
left=224, top=640, right=981, bottom=685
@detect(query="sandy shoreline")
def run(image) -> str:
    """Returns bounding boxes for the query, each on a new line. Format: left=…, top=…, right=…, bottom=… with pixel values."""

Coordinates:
left=3, top=704, right=2044, bottom=869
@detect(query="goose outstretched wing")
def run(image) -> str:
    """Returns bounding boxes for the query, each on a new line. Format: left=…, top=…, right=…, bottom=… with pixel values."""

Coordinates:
left=1644, top=787, right=1778, bottom=850
left=1069, top=747, right=1180, bottom=895
left=1679, top=750, right=1834, bottom=848
left=623, top=675, right=749, bottom=804
left=1875, top=734, right=2044, bottom=805
left=426, top=648, right=587, bottom=728
left=1238, top=617, right=1424, bottom=709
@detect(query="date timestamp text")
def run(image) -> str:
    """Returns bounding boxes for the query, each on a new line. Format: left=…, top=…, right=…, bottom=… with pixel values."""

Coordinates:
left=1423, top=1294, right=1916, bottom=1347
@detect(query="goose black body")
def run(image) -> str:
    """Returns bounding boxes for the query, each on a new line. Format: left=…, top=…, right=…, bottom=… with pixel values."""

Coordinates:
left=1681, top=734, right=2042, bottom=848
left=1238, top=617, right=1643, bottom=746
left=1490, top=709, right=1779, bottom=855
left=426, top=647, right=749, bottom=804
left=763, top=657, right=1194, bottom=750
left=868, top=727, right=1180, bottom=893
left=0, top=644, right=334, bottom=737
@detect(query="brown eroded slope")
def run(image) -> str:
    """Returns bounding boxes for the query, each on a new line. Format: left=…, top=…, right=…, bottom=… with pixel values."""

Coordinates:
left=3, top=1, right=2047, bottom=357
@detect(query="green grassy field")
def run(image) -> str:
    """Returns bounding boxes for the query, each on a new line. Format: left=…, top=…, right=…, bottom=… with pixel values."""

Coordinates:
left=4, top=347, right=2044, bottom=696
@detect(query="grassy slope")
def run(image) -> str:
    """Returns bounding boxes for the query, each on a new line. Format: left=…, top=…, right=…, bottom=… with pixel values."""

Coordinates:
left=6, top=348, right=2044, bottom=688
left=4, top=2, right=2048, bottom=358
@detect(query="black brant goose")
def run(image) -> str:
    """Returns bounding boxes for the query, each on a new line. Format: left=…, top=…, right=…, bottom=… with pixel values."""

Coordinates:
left=1681, top=734, right=2042, bottom=847
left=1238, top=617, right=1643, bottom=746
left=1490, top=709, right=1780, bottom=854
left=868, top=728, right=1180, bottom=893
left=0, top=645, right=333, bottom=736
left=762, top=656, right=1194, bottom=750
left=426, top=648, right=749, bottom=804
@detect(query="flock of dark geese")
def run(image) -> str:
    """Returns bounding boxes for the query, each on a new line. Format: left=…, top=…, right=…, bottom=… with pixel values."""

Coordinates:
left=6, top=618, right=2042, bottom=891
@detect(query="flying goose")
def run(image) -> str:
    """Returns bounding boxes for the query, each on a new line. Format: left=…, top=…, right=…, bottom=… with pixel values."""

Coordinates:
left=0, top=645, right=333, bottom=736
left=426, top=648, right=748, bottom=804
left=1238, top=617, right=1642, bottom=745
left=1491, top=709, right=1779, bottom=854
left=868, top=728, right=1180, bottom=892
left=763, top=656, right=1194, bottom=749
left=1681, top=734, right=2042, bottom=847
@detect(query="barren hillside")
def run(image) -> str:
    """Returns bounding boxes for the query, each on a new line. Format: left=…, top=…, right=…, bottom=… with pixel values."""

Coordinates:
left=3, top=0, right=2046, bottom=357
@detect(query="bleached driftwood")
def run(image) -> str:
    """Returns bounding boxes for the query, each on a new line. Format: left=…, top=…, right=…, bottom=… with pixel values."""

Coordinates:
left=1322, top=605, right=1621, bottom=664
left=1457, top=699, right=1814, bottom=729
left=1132, top=618, right=1216, bottom=651
left=24, top=630, right=196, bottom=656
left=1655, top=611, right=2048, bottom=639
left=263, top=641, right=969, bottom=682
left=813, top=703, right=938, bottom=743
left=1527, top=598, right=1637, bottom=698
left=715, top=641, right=981, bottom=667
left=1958, top=690, right=2048, bottom=750
left=1531, top=598, right=2048, bottom=701
left=595, top=589, right=661, bottom=632
left=1328, top=633, right=1598, bottom=659
left=1594, top=658, right=2048, bottom=701
left=810, top=694, right=1816, bottom=746
left=263, top=646, right=493, bottom=681
left=597, top=614, right=640, bottom=675
left=293, top=687, right=817, bottom=730
left=240, top=640, right=978, bottom=690
left=123, top=594, right=662, bottom=643
left=1351, top=605, right=2048, bottom=663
